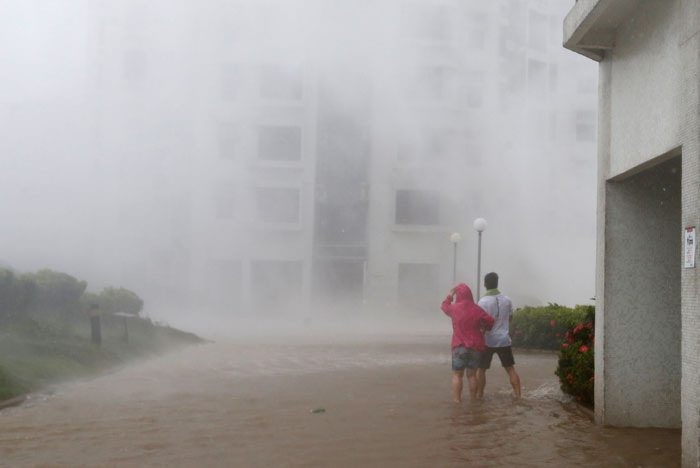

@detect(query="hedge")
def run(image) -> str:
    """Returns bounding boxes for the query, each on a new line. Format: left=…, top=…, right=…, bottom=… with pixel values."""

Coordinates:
left=24, top=269, right=87, bottom=314
left=0, top=268, right=144, bottom=322
left=511, top=304, right=593, bottom=350
left=81, top=287, right=144, bottom=316
left=0, top=269, right=35, bottom=319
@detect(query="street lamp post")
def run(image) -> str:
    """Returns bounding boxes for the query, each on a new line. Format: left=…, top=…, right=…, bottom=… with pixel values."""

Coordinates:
left=473, top=218, right=487, bottom=301
left=450, top=232, right=462, bottom=284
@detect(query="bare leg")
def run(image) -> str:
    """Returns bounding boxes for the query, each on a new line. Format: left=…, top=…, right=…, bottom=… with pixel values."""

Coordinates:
left=475, top=368, right=486, bottom=399
left=452, top=370, right=464, bottom=403
left=466, top=369, right=478, bottom=401
left=505, top=366, right=521, bottom=399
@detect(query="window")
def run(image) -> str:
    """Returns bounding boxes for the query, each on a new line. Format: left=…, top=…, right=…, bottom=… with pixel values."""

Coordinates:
left=221, top=64, right=240, bottom=100
left=397, top=140, right=418, bottom=164
left=465, top=86, right=484, bottom=108
left=215, top=183, right=236, bottom=219
left=426, top=129, right=462, bottom=163
left=123, top=49, right=147, bottom=84
left=256, top=187, right=300, bottom=224
left=398, top=263, right=440, bottom=311
left=463, top=70, right=485, bottom=108
left=218, top=5, right=245, bottom=46
left=464, top=142, right=482, bottom=166
left=217, top=123, right=238, bottom=160
left=549, top=64, right=558, bottom=93
left=250, top=260, right=303, bottom=310
left=576, top=110, right=596, bottom=142
left=465, top=12, right=488, bottom=49
left=258, top=126, right=301, bottom=161
left=208, top=260, right=242, bottom=311
left=312, top=260, right=364, bottom=304
left=407, top=67, right=456, bottom=102
left=398, top=130, right=463, bottom=165
left=402, top=3, right=451, bottom=42
left=259, top=65, right=302, bottom=100
left=528, top=10, right=548, bottom=51
left=527, top=59, right=547, bottom=99
left=395, top=190, right=440, bottom=225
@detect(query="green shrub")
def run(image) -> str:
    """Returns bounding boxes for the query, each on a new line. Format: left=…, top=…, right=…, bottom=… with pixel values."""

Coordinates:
left=555, top=312, right=595, bottom=407
left=0, top=269, right=36, bottom=319
left=81, top=287, right=144, bottom=316
left=24, top=269, right=87, bottom=313
left=0, top=365, right=26, bottom=400
left=511, top=304, right=593, bottom=350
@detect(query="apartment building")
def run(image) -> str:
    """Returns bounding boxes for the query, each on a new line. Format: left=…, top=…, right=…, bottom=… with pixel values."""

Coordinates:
left=81, top=0, right=597, bottom=319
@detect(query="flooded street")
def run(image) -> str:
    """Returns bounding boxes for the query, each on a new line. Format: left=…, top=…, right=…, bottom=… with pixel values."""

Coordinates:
left=0, top=336, right=680, bottom=467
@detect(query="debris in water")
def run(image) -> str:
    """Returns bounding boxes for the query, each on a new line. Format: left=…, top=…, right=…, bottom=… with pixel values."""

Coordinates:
left=310, top=407, right=326, bottom=414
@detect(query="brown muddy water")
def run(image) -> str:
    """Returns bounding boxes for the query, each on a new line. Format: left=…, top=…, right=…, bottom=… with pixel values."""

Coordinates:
left=0, top=336, right=680, bottom=467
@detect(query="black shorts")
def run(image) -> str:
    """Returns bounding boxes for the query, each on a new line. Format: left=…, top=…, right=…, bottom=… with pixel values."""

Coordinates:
left=479, top=346, right=515, bottom=369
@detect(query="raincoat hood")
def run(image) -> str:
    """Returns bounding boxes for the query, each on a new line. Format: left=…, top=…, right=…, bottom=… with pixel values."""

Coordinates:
left=453, top=283, right=474, bottom=303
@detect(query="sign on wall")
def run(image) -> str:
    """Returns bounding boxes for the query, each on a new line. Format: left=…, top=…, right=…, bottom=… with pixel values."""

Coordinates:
left=685, top=227, right=696, bottom=268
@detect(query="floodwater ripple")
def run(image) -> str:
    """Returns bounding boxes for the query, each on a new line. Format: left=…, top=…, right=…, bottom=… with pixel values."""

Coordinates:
left=0, top=337, right=680, bottom=467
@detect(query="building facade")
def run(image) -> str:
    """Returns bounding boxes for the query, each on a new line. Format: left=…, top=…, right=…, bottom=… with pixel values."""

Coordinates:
left=564, top=0, right=700, bottom=465
left=75, top=0, right=597, bottom=323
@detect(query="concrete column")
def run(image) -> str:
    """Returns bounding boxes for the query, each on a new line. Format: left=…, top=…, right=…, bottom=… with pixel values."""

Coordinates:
left=679, top=1, right=700, bottom=465
left=594, top=55, right=612, bottom=424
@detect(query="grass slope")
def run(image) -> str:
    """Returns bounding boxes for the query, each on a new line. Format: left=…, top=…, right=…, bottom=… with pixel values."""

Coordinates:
left=0, top=313, right=202, bottom=401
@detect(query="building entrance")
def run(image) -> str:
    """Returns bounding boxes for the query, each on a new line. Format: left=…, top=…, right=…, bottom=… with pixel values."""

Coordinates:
left=603, top=154, right=681, bottom=427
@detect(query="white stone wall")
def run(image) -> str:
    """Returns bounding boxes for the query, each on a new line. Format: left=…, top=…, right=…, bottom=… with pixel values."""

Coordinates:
left=591, top=0, right=700, bottom=464
left=678, top=1, right=700, bottom=465
left=609, top=0, right=683, bottom=177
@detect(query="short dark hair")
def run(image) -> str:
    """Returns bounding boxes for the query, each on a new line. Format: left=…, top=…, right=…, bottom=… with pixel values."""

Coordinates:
left=484, top=272, right=499, bottom=290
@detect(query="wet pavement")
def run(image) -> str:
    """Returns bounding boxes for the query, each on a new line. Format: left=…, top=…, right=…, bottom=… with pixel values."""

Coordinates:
left=0, top=336, right=680, bottom=467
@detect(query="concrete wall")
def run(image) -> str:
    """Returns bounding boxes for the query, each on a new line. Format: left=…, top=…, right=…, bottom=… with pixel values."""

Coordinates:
left=590, top=0, right=700, bottom=463
left=609, top=0, right=682, bottom=178
left=678, top=1, right=700, bottom=465
left=604, top=156, right=682, bottom=427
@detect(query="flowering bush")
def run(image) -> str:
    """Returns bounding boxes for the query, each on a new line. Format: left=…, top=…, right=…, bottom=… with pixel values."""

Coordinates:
left=511, top=304, right=593, bottom=350
left=555, top=310, right=595, bottom=407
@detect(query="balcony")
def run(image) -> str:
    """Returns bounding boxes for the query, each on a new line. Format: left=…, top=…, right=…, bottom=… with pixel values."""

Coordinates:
left=563, top=0, right=642, bottom=61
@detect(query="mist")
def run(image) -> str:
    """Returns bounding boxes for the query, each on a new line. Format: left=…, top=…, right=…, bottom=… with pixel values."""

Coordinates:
left=0, top=0, right=597, bottom=335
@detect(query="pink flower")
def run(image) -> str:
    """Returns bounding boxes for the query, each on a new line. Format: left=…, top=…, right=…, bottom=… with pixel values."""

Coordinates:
left=579, top=345, right=589, bottom=353
left=561, top=343, right=569, bottom=349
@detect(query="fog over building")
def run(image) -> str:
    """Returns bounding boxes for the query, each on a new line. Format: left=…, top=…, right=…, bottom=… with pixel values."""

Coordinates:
left=0, top=1, right=597, bottom=326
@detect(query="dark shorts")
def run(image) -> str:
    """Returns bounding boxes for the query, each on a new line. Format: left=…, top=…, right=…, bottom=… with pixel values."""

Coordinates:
left=451, top=346, right=482, bottom=371
left=479, top=346, right=515, bottom=369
